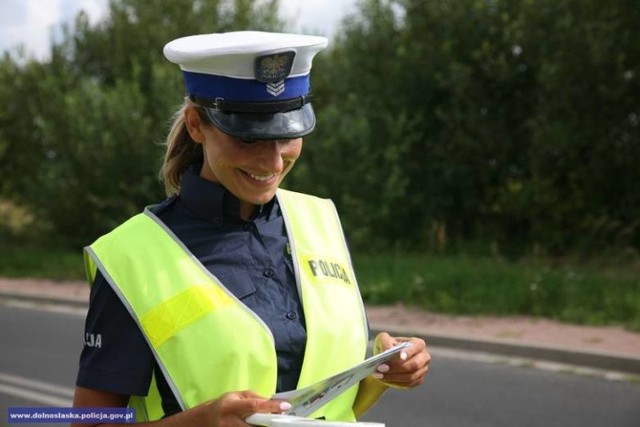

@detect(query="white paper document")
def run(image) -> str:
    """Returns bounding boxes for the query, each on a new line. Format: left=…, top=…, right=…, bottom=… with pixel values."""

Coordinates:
left=274, top=342, right=412, bottom=417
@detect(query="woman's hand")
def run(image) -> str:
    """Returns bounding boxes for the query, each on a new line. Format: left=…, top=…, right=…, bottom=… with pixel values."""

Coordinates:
left=371, top=332, right=431, bottom=389
left=202, top=390, right=291, bottom=427
left=72, top=387, right=289, bottom=427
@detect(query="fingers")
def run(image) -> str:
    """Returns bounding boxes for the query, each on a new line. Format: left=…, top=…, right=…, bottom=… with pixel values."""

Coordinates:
left=375, top=350, right=431, bottom=388
left=220, top=393, right=289, bottom=418
left=207, top=391, right=291, bottom=426
left=372, top=333, right=431, bottom=389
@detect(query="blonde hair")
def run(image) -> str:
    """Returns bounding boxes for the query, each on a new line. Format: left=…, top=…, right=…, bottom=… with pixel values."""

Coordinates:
left=160, top=98, right=207, bottom=195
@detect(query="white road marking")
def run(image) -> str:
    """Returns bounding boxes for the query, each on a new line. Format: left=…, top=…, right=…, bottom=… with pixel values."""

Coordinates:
left=0, top=299, right=87, bottom=316
left=0, top=372, right=74, bottom=406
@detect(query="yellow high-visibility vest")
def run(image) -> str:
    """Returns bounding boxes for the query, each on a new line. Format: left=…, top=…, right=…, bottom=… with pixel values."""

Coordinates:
left=84, top=189, right=368, bottom=421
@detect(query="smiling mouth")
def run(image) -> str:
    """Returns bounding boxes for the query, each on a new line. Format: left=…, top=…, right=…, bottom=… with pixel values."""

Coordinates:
left=246, top=172, right=277, bottom=182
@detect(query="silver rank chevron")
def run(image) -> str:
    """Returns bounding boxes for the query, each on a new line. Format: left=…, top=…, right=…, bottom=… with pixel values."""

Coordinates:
left=266, top=80, right=285, bottom=97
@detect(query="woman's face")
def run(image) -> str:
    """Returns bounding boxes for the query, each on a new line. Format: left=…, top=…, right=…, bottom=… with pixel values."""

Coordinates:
left=186, top=107, right=303, bottom=218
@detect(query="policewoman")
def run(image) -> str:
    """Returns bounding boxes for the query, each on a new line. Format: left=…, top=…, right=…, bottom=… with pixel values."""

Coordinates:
left=72, top=31, right=430, bottom=427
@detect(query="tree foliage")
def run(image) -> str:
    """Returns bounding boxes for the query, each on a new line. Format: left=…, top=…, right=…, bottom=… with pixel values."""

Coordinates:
left=1, top=0, right=638, bottom=256
left=292, top=0, right=640, bottom=255
left=0, top=0, right=282, bottom=247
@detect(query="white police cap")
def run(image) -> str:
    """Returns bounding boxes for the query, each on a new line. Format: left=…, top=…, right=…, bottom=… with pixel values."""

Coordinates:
left=164, top=31, right=328, bottom=141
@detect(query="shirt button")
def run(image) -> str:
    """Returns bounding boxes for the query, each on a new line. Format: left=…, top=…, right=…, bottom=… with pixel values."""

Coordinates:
left=263, top=268, right=274, bottom=277
left=286, top=312, right=297, bottom=320
left=243, top=223, right=252, bottom=231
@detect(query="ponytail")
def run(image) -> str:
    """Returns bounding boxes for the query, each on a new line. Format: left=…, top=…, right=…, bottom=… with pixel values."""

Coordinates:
left=160, top=98, right=207, bottom=195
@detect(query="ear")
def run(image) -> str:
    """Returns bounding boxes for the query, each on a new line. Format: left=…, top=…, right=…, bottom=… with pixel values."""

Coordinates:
left=184, top=106, right=206, bottom=144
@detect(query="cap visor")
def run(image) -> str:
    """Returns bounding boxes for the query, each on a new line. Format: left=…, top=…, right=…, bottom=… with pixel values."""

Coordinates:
left=204, top=103, right=316, bottom=141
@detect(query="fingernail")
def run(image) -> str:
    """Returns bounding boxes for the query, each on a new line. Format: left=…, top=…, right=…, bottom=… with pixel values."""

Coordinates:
left=376, top=364, right=390, bottom=373
left=400, top=351, right=408, bottom=360
left=372, top=373, right=384, bottom=380
left=279, top=402, right=292, bottom=411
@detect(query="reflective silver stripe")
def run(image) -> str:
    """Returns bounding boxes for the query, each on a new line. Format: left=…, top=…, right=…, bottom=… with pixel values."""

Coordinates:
left=276, top=191, right=305, bottom=316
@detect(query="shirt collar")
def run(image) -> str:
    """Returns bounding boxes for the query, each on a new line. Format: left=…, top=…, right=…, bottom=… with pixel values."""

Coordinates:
left=179, top=165, right=276, bottom=223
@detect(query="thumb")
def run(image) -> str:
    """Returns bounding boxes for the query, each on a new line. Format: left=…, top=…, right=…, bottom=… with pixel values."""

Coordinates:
left=373, top=332, right=396, bottom=355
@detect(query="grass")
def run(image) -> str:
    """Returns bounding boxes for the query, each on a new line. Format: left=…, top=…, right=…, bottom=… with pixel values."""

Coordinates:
left=353, top=253, right=640, bottom=331
left=0, top=245, right=85, bottom=280
left=1, top=245, right=639, bottom=331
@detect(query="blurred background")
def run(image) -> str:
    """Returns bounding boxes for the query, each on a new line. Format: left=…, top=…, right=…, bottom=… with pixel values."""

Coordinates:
left=0, top=0, right=638, bottom=331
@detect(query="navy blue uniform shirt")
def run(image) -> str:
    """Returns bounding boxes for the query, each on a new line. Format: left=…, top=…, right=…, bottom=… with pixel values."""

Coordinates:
left=77, top=166, right=307, bottom=416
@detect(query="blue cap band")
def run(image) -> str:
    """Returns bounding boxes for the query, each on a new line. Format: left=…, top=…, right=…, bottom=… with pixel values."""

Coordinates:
left=183, top=71, right=310, bottom=102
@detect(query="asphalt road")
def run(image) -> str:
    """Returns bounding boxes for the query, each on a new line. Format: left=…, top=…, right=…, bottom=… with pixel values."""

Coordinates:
left=1, top=302, right=639, bottom=427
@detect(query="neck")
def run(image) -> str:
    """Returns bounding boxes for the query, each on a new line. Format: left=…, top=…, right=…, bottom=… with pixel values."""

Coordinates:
left=239, top=202, right=256, bottom=221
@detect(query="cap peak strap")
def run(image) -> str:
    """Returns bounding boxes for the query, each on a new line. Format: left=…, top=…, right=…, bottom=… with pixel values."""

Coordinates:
left=190, top=95, right=312, bottom=114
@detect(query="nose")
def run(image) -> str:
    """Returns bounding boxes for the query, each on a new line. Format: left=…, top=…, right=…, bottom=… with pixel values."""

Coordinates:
left=258, top=140, right=288, bottom=172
